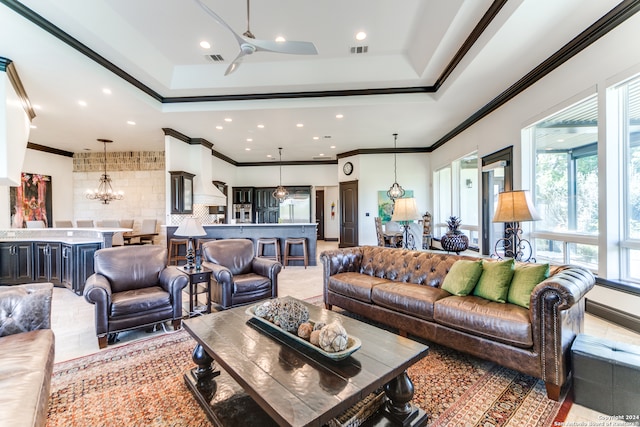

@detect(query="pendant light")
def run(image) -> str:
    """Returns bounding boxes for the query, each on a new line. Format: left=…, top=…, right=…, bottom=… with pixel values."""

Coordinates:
left=86, top=138, right=124, bottom=204
left=387, top=133, right=405, bottom=201
left=272, top=147, right=289, bottom=203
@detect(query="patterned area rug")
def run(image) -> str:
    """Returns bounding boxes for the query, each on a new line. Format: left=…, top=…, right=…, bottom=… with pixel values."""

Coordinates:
left=47, top=327, right=568, bottom=427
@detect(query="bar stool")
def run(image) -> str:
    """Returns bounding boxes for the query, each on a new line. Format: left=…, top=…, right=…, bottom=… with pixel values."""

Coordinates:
left=283, top=237, right=308, bottom=269
left=256, top=238, right=280, bottom=263
left=168, top=238, right=188, bottom=266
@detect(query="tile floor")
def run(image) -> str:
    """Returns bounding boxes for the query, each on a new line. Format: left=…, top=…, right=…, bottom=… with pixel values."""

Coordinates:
left=50, top=240, right=640, bottom=424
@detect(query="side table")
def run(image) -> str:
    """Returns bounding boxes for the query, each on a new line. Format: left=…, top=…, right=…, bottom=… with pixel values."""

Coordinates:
left=177, top=266, right=212, bottom=317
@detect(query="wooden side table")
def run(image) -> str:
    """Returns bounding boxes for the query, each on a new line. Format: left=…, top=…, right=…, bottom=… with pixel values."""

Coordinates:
left=177, top=266, right=212, bottom=317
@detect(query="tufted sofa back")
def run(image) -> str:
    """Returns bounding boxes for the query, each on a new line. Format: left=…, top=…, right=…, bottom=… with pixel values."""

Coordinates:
left=358, top=246, right=482, bottom=288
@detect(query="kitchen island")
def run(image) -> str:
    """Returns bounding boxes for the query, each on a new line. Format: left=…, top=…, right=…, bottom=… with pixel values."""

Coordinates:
left=165, top=223, right=318, bottom=266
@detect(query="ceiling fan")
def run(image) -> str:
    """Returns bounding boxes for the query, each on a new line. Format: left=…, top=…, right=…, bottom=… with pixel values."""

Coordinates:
left=194, top=0, right=318, bottom=75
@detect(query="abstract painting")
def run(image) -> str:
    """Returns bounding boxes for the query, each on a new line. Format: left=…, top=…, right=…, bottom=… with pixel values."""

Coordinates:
left=10, top=172, right=53, bottom=228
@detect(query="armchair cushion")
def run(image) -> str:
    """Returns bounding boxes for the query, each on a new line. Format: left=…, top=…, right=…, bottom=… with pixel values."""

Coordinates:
left=110, top=287, right=170, bottom=317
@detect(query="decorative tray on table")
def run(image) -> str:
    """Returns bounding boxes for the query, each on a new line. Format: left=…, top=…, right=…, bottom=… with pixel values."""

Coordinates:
left=245, top=303, right=361, bottom=361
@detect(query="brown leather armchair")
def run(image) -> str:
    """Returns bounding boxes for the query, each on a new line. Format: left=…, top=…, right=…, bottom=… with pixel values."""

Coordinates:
left=201, top=239, right=282, bottom=309
left=84, top=245, right=188, bottom=348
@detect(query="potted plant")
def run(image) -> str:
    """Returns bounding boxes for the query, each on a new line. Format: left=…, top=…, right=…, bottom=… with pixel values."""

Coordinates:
left=440, top=216, right=469, bottom=254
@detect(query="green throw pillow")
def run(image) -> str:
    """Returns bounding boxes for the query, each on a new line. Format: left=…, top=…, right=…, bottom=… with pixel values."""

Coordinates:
left=473, top=259, right=515, bottom=303
left=507, top=263, right=550, bottom=308
left=441, top=260, right=483, bottom=296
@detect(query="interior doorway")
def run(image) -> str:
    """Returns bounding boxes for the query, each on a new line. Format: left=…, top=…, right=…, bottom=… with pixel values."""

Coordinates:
left=339, top=180, right=358, bottom=247
left=315, top=189, right=325, bottom=240
left=481, top=147, right=513, bottom=256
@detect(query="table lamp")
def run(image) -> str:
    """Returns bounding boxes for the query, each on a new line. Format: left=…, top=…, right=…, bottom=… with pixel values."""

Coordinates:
left=492, top=190, right=541, bottom=262
left=391, top=197, right=421, bottom=249
left=174, top=217, right=207, bottom=269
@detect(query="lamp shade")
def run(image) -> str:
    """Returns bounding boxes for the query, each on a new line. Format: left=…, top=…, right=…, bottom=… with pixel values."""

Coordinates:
left=492, top=190, right=541, bottom=223
left=174, top=217, right=207, bottom=237
left=391, top=198, right=420, bottom=222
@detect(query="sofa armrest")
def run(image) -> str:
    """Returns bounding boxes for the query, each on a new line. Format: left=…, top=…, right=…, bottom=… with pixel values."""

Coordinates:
left=252, top=257, right=282, bottom=299
left=202, top=261, right=234, bottom=306
left=530, top=265, right=595, bottom=389
left=83, top=274, right=113, bottom=336
left=0, top=282, right=53, bottom=337
left=160, top=267, right=189, bottom=319
left=320, top=248, right=364, bottom=305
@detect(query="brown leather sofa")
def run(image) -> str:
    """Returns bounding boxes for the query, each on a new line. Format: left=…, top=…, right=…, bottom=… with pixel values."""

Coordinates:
left=0, top=282, right=55, bottom=427
left=320, top=246, right=595, bottom=400
left=201, top=239, right=282, bottom=309
left=84, top=245, right=188, bottom=348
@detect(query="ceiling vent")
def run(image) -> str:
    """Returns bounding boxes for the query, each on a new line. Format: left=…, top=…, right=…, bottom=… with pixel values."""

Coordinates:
left=205, top=54, right=225, bottom=62
left=350, top=46, right=368, bottom=54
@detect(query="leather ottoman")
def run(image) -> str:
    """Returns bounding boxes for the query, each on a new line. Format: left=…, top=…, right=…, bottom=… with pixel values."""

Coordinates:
left=571, top=333, right=640, bottom=415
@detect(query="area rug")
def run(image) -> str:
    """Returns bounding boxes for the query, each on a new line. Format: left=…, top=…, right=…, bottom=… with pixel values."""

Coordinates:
left=47, top=328, right=569, bottom=427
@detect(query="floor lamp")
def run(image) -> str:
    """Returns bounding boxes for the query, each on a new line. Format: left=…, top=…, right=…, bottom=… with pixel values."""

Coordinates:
left=174, top=217, right=207, bottom=269
left=391, top=198, right=421, bottom=249
left=492, top=190, right=541, bottom=262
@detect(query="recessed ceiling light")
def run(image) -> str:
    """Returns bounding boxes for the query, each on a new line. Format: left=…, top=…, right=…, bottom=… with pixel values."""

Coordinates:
left=102, top=88, right=112, bottom=95
left=246, top=138, right=253, bottom=142
left=224, top=118, right=232, bottom=122
left=557, top=139, right=565, bottom=142
left=318, top=153, right=325, bottom=156
left=275, top=36, right=286, bottom=42
left=127, top=120, right=136, bottom=125
left=330, top=145, right=336, bottom=149
left=216, top=125, right=223, bottom=130
left=257, top=124, right=264, bottom=128
left=356, top=31, right=367, bottom=41
left=33, top=104, right=42, bottom=110
left=313, top=136, right=319, bottom=140
left=78, top=100, right=87, bottom=107
left=267, top=154, right=272, bottom=158
left=200, top=41, right=211, bottom=49
left=30, top=124, right=37, bottom=129
left=296, top=123, right=304, bottom=128
left=245, top=147, right=251, bottom=151
left=336, top=114, right=344, bottom=119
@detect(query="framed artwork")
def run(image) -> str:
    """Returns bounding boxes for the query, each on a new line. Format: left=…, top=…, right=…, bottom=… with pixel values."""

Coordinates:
left=377, top=190, right=413, bottom=222
left=10, top=172, right=53, bottom=228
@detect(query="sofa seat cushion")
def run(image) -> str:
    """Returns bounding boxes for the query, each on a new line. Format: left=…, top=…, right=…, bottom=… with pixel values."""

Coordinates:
left=110, top=286, right=170, bottom=317
left=0, top=329, right=55, bottom=427
left=372, top=282, right=451, bottom=321
left=328, top=272, right=389, bottom=303
left=434, top=296, right=533, bottom=348
left=234, top=273, right=272, bottom=294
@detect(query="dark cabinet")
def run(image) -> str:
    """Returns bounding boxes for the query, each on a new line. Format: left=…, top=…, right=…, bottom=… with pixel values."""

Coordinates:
left=169, top=171, right=195, bottom=214
left=0, top=242, right=33, bottom=285
left=254, top=187, right=280, bottom=223
left=233, top=187, right=253, bottom=204
left=61, top=244, right=74, bottom=289
left=33, top=242, right=62, bottom=285
left=72, top=243, right=100, bottom=295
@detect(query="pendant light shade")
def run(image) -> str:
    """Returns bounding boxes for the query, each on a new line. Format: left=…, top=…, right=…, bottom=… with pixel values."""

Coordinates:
left=86, top=139, right=124, bottom=204
left=272, top=147, right=289, bottom=203
left=387, top=133, right=405, bottom=201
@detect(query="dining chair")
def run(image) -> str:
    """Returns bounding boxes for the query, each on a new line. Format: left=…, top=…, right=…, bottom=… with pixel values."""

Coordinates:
left=139, top=219, right=158, bottom=244
left=26, top=220, right=46, bottom=228
left=55, top=220, right=73, bottom=227
left=119, top=219, right=134, bottom=229
left=98, top=220, right=120, bottom=227
left=76, top=220, right=94, bottom=227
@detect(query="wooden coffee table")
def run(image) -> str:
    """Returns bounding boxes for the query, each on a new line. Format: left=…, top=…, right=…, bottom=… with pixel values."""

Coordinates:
left=182, top=298, right=429, bottom=427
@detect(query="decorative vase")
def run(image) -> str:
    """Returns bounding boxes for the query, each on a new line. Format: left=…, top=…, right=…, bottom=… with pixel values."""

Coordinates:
left=441, top=233, right=469, bottom=254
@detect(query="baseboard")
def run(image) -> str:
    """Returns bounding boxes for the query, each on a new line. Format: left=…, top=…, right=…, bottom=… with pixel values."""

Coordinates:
left=585, top=298, right=640, bottom=334
left=323, top=238, right=339, bottom=242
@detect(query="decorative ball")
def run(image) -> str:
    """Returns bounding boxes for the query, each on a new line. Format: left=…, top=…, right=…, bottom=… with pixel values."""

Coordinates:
left=273, top=299, right=309, bottom=333
left=309, top=330, right=321, bottom=346
left=313, top=322, right=326, bottom=331
left=297, top=322, right=313, bottom=340
left=254, top=300, right=280, bottom=323
left=318, top=321, right=348, bottom=352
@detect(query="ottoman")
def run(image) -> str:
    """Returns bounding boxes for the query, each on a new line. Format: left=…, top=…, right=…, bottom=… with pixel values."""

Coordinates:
left=571, top=334, right=640, bottom=415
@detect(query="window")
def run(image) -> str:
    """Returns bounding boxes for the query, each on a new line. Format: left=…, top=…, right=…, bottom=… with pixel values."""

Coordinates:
left=433, top=153, right=479, bottom=246
left=614, top=75, right=640, bottom=282
left=528, top=95, right=599, bottom=269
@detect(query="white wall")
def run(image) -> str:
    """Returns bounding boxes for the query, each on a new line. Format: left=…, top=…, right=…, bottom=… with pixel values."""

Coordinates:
left=429, top=11, right=640, bottom=315
left=0, top=71, right=30, bottom=187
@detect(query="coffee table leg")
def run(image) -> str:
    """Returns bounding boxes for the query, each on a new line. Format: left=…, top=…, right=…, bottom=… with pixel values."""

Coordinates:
left=192, top=344, right=215, bottom=380
left=382, top=370, right=427, bottom=426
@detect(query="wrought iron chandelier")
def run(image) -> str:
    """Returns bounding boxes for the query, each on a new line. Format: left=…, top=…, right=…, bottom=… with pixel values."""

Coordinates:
left=86, top=138, right=124, bottom=204
left=272, top=147, right=289, bottom=203
left=387, top=133, right=405, bottom=201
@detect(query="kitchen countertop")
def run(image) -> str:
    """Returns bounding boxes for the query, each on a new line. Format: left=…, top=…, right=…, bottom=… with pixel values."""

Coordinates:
left=0, top=227, right=131, bottom=247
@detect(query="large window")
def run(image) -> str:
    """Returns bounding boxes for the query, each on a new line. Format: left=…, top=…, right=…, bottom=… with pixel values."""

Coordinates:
left=433, top=153, right=479, bottom=246
left=529, top=96, right=599, bottom=270
left=614, top=75, right=640, bottom=282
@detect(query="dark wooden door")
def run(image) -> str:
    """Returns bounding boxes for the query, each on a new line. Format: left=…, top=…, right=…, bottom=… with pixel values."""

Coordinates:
left=339, top=180, right=358, bottom=247
left=315, top=190, right=325, bottom=240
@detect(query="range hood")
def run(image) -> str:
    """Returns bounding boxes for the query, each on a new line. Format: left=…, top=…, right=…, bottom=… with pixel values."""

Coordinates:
left=193, top=179, right=227, bottom=206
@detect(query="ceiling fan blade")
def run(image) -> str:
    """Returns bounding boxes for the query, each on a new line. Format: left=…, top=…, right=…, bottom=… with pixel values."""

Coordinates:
left=249, top=39, right=318, bottom=55
left=224, top=51, right=247, bottom=76
left=193, top=0, right=245, bottom=46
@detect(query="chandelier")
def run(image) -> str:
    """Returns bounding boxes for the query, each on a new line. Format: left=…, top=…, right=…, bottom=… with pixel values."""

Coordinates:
left=272, top=147, right=289, bottom=203
left=86, top=138, right=124, bottom=204
left=387, top=133, right=405, bottom=201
